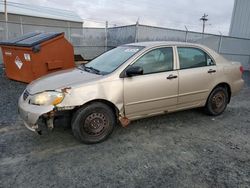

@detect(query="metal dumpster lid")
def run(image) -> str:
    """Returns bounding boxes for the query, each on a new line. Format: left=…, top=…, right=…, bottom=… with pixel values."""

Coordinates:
left=0, top=32, right=63, bottom=47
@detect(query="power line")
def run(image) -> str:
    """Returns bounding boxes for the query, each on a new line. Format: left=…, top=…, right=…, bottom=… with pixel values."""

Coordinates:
left=0, top=1, right=225, bottom=33
left=0, top=0, right=206, bottom=27
left=0, top=0, right=75, bottom=14
left=0, top=1, right=114, bottom=25
left=0, top=2, right=78, bottom=18
left=0, top=1, right=127, bottom=26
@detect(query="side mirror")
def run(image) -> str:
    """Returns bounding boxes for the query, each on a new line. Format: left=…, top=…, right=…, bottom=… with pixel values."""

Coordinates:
left=126, top=66, right=143, bottom=77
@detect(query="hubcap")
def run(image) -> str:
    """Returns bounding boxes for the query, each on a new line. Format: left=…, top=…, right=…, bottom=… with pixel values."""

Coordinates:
left=211, top=91, right=226, bottom=113
left=83, top=113, right=108, bottom=136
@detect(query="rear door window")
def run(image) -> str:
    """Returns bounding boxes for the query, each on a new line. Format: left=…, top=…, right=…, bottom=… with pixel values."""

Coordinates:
left=177, top=47, right=214, bottom=69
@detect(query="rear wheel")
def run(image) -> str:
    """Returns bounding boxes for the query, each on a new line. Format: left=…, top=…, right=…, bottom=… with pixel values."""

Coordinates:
left=205, top=86, right=228, bottom=116
left=72, top=102, right=116, bottom=144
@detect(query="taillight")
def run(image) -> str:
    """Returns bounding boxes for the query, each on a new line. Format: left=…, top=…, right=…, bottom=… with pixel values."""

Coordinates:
left=240, top=66, right=244, bottom=74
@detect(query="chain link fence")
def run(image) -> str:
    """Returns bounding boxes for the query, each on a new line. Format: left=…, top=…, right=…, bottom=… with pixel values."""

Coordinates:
left=0, top=21, right=250, bottom=70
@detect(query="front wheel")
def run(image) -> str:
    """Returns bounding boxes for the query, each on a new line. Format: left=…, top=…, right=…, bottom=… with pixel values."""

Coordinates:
left=72, top=102, right=116, bottom=144
left=205, top=86, right=228, bottom=116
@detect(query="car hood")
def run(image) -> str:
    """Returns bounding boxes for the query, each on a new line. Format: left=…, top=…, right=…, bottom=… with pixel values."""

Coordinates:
left=26, top=68, right=102, bottom=94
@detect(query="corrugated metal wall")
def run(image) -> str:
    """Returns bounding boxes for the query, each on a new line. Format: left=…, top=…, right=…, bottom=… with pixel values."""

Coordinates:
left=0, top=13, right=83, bottom=28
left=229, top=0, right=250, bottom=38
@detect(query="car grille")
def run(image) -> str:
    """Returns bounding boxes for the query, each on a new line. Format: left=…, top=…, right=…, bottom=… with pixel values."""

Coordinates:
left=23, top=90, right=29, bottom=101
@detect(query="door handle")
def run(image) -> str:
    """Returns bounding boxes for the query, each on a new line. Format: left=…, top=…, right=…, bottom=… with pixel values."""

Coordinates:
left=208, top=69, right=216, bottom=73
left=167, top=74, right=178, bottom=79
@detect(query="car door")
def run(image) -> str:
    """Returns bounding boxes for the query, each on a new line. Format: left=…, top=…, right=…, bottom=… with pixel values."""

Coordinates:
left=176, top=46, right=217, bottom=108
left=123, top=47, right=178, bottom=119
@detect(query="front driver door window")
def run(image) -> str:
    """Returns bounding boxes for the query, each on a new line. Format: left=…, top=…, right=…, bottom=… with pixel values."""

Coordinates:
left=123, top=47, right=178, bottom=118
left=132, top=47, right=173, bottom=74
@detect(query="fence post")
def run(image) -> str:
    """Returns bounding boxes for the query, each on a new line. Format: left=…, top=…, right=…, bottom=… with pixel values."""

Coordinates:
left=67, top=22, right=71, bottom=42
left=5, top=22, right=8, bottom=40
left=218, top=31, right=223, bottom=53
left=135, top=20, right=139, bottom=42
left=184, top=26, right=188, bottom=42
left=105, top=21, right=108, bottom=51
left=20, top=16, right=24, bottom=35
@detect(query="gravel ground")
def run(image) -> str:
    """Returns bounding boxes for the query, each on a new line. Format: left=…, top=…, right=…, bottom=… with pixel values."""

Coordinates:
left=0, top=68, right=249, bottom=188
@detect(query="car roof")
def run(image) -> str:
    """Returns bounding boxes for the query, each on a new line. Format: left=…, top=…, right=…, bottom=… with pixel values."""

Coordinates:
left=125, top=41, right=206, bottom=48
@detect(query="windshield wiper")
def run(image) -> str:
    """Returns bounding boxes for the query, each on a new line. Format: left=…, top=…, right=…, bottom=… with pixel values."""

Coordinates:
left=84, top=66, right=101, bottom=75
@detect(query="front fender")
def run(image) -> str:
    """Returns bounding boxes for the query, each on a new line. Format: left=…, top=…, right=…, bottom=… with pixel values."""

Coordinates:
left=57, top=79, right=124, bottom=113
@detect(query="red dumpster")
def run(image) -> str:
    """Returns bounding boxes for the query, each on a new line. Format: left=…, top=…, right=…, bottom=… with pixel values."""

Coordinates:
left=0, top=32, right=74, bottom=83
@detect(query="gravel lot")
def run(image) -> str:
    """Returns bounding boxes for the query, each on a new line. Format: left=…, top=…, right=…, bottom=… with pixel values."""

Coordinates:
left=0, top=68, right=249, bottom=188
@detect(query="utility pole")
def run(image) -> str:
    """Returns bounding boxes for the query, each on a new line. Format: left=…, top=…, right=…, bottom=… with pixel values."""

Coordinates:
left=200, top=13, right=208, bottom=34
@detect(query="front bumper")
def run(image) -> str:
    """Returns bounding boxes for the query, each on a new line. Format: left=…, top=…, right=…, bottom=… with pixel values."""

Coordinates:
left=18, top=96, right=54, bottom=132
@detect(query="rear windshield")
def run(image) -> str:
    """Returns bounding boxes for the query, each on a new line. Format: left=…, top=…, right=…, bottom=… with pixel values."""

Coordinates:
left=85, top=46, right=144, bottom=75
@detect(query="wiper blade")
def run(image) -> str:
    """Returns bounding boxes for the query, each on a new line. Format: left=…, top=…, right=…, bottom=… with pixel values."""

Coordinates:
left=77, top=64, right=85, bottom=70
left=84, top=66, right=101, bottom=75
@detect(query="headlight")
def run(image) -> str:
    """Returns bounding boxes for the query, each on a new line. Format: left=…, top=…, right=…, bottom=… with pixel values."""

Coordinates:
left=29, top=91, right=64, bottom=106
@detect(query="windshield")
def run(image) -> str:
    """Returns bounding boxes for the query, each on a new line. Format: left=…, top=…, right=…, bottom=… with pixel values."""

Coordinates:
left=84, top=46, right=144, bottom=75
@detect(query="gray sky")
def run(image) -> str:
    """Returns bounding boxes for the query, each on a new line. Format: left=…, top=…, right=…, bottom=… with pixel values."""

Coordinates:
left=13, top=0, right=235, bottom=35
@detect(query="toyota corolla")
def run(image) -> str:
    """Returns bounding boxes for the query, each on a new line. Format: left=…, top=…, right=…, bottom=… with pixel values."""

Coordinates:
left=18, top=41, right=244, bottom=144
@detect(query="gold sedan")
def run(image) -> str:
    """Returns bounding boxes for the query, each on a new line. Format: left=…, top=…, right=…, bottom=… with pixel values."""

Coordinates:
left=18, top=42, right=244, bottom=144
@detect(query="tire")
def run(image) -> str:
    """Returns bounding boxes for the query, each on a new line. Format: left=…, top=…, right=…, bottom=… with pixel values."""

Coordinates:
left=71, top=102, right=116, bottom=144
left=205, top=86, right=228, bottom=116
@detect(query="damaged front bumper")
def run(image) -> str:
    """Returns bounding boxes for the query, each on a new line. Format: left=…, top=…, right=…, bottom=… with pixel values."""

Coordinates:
left=18, top=96, right=54, bottom=133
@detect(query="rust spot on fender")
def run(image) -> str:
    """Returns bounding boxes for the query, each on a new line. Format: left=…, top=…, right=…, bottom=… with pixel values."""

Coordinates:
left=61, top=87, right=71, bottom=93
left=119, top=116, right=130, bottom=127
